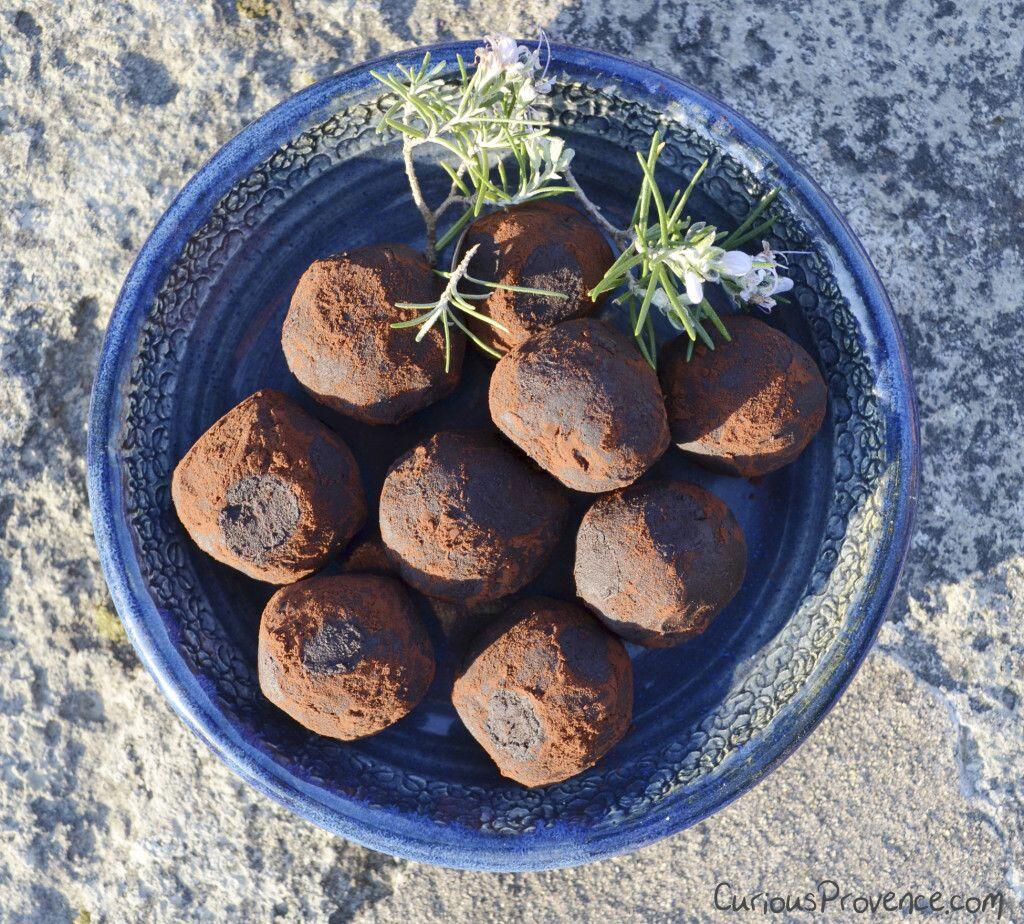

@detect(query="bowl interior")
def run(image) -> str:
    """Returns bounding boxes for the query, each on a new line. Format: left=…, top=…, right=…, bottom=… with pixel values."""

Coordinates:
left=92, top=43, right=915, bottom=871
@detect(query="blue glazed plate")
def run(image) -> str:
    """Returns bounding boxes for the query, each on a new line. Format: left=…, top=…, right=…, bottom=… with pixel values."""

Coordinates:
left=87, top=42, right=919, bottom=871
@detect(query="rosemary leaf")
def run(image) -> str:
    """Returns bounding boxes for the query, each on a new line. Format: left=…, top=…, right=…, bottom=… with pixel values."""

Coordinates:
left=448, top=311, right=505, bottom=359
left=633, top=273, right=659, bottom=336
left=670, top=158, right=709, bottom=225
left=720, top=188, right=779, bottom=248
left=435, top=207, right=475, bottom=251
left=727, top=214, right=778, bottom=250
left=462, top=274, right=568, bottom=298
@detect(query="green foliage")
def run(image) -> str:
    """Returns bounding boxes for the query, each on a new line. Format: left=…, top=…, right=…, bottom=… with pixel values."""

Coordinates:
left=373, top=40, right=573, bottom=253
left=372, top=37, right=791, bottom=368
left=589, top=132, right=782, bottom=366
left=391, top=244, right=566, bottom=371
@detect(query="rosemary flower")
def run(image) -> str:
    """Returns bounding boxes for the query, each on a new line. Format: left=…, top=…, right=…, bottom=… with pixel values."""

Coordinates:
left=474, top=33, right=552, bottom=104
left=374, top=34, right=570, bottom=266
left=657, top=222, right=756, bottom=305
left=724, top=241, right=794, bottom=312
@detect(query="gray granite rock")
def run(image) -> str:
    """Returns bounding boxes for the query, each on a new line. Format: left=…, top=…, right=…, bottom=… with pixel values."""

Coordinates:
left=1, top=1, right=1021, bottom=920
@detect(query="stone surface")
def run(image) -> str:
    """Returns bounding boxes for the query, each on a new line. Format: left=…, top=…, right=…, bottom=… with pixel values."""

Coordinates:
left=0, top=2, right=1021, bottom=921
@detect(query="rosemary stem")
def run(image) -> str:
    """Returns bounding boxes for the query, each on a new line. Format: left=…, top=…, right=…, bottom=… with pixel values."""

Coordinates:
left=404, top=140, right=437, bottom=265
left=443, top=243, right=480, bottom=301
left=434, top=193, right=472, bottom=218
left=625, top=274, right=648, bottom=301
left=564, top=167, right=631, bottom=247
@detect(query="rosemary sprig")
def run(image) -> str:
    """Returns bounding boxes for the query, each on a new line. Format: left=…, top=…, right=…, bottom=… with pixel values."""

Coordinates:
left=392, top=243, right=567, bottom=371
left=581, top=130, right=789, bottom=365
left=373, top=38, right=571, bottom=268
left=373, top=35, right=795, bottom=367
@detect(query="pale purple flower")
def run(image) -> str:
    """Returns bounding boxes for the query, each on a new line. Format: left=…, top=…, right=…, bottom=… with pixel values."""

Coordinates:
left=713, top=250, right=754, bottom=278
left=474, top=35, right=523, bottom=86
left=680, top=270, right=702, bottom=305
left=474, top=34, right=553, bottom=105
left=662, top=223, right=729, bottom=305
left=733, top=241, right=794, bottom=312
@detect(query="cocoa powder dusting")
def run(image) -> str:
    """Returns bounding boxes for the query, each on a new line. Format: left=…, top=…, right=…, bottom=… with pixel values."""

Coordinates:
left=575, top=480, right=747, bottom=647
left=258, top=573, right=434, bottom=740
left=282, top=243, right=463, bottom=425
left=452, top=598, right=632, bottom=787
left=659, top=315, right=827, bottom=477
left=463, top=200, right=614, bottom=352
left=378, top=430, right=569, bottom=605
left=171, top=390, right=366, bottom=583
left=489, top=318, right=670, bottom=492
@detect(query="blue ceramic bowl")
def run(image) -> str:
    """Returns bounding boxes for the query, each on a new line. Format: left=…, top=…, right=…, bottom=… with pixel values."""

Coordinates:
left=87, top=41, right=919, bottom=871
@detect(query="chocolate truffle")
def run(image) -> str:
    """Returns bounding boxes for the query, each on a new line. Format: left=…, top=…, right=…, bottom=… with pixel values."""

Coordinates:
left=489, top=318, right=670, bottom=492
left=452, top=598, right=632, bottom=787
left=659, top=316, right=827, bottom=477
left=172, top=390, right=366, bottom=583
left=258, top=574, right=434, bottom=739
left=575, top=480, right=746, bottom=647
left=379, top=430, right=568, bottom=605
left=337, top=532, right=502, bottom=652
left=282, top=243, right=463, bottom=425
left=461, top=200, right=614, bottom=352
left=339, top=536, right=393, bottom=576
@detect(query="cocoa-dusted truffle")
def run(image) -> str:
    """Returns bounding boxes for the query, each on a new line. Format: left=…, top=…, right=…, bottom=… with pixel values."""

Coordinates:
left=489, top=318, right=670, bottom=492
left=575, top=480, right=746, bottom=647
left=462, top=200, right=614, bottom=352
left=452, top=597, right=632, bottom=786
left=258, top=574, right=434, bottom=739
left=379, top=430, right=568, bottom=605
left=172, top=390, right=366, bottom=583
left=659, top=316, right=827, bottom=477
left=282, top=243, right=463, bottom=425
left=339, top=536, right=393, bottom=576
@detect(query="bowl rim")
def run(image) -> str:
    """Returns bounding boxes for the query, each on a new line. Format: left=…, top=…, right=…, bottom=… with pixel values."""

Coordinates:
left=87, top=39, right=920, bottom=871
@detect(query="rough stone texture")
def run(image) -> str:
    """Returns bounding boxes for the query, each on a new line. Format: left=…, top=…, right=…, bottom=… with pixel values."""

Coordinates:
left=0, top=2, right=1021, bottom=921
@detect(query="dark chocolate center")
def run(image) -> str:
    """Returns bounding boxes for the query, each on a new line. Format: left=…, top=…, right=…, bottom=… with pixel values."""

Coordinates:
left=300, top=618, right=367, bottom=675
left=219, top=474, right=300, bottom=564
left=485, top=688, right=544, bottom=761
left=518, top=242, right=580, bottom=324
